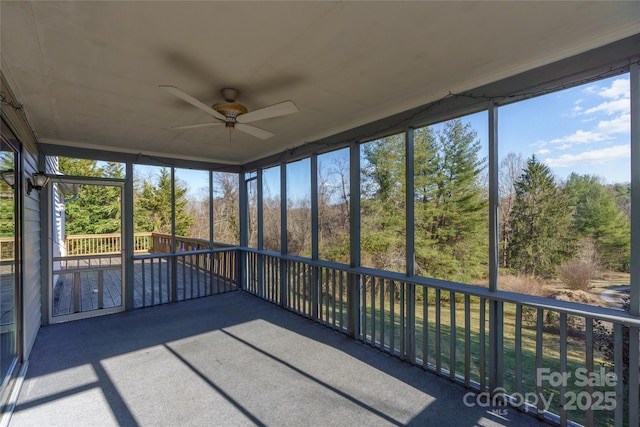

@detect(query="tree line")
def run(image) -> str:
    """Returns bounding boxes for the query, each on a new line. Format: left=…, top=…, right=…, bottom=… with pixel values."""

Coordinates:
left=60, top=122, right=631, bottom=288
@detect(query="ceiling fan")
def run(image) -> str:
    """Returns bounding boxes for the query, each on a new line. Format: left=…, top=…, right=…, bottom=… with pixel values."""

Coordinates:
left=160, top=85, right=299, bottom=140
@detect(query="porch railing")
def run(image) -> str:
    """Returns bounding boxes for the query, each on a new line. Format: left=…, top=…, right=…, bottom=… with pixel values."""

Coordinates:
left=53, top=233, right=239, bottom=315
left=132, top=247, right=238, bottom=308
left=242, top=248, right=640, bottom=427
left=65, top=232, right=153, bottom=255
left=63, top=232, right=235, bottom=256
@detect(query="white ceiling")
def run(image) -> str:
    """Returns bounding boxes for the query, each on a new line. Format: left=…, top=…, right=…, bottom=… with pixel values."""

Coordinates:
left=1, top=1, right=639, bottom=166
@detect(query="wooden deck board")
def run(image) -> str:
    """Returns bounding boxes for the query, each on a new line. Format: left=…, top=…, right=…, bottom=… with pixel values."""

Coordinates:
left=52, top=258, right=236, bottom=318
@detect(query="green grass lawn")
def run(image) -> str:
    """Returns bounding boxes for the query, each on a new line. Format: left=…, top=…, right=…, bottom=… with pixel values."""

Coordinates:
left=312, top=286, right=621, bottom=426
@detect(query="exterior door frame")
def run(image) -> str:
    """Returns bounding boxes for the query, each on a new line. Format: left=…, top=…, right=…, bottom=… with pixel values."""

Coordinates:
left=47, top=177, right=126, bottom=324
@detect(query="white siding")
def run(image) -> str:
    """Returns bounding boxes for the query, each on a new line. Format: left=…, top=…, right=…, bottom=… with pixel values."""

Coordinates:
left=22, top=148, right=42, bottom=357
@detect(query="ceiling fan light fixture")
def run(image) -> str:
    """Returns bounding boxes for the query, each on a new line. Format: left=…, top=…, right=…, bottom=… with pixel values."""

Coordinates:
left=162, top=84, right=298, bottom=140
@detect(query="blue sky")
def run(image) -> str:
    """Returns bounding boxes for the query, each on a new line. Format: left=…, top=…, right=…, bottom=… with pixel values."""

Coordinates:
left=498, top=74, right=630, bottom=184
left=142, top=73, right=631, bottom=199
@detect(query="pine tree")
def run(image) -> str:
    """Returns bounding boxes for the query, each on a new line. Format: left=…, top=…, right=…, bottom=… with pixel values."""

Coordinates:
left=563, top=173, right=630, bottom=271
left=360, top=119, right=488, bottom=281
left=61, top=159, right=122, bottom=235
left=360, top=133, right=406, bottom=271
left=506, top=155, right=573, bottom=277
left=414, top=120, right=488, bottom=282
left=135, top=168, right=194, bottom=236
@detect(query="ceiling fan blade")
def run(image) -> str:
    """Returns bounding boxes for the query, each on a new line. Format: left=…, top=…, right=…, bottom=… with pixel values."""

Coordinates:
left=160, top=85, right=226, bottom=121
left=235, top=123, right=274, bottom=140
left=169, top=122, right=223, bottom=130
left=237, top=100, right=299, bottom=123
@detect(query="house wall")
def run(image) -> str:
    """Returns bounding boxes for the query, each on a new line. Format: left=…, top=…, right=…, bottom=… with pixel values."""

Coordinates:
left=1, top=71, right=43, bottom=360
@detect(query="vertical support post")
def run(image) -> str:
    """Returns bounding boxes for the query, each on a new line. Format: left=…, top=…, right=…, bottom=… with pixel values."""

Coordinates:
left=257, top=169, right=264, bottom=250
left=170, top=168, right=178, bottom=302
left=488, top=102, right=500, bottom=293
left=257, top=169, right=265, bottom=297
left=630, top=62, right=639, bottom=317
left=630, top=60, right=640, bottom=427
left=280, top=163, right=288, bottom=307
left=239, top=172, right=248, bottom=291
left=488, top=102, right=503, bottom=393
left=209, top=170, right=214, bottom=247
left=39, top=156, right=51, bottom=324
left=124, top=162, right=135, bottom=310
left=208, top=170, right=215, bottom=294
left=405, top=127, right=416, bottom=362
left=348, top=142, right=361, bottom=339
left=311, top=154, right=320, bottom=319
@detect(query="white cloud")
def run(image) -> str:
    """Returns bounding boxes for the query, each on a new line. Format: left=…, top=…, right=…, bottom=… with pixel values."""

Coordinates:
left=584, top=98, right=630, bottom=115
left=596, top=113, right=630, bottom=135
left=542, top=79, right=630, bottom=151
left=598, top=78, right=629, bottom=100
left=544, top=145, right=629, bottom=168
left=549, top=129, right=609, bottom=145
left=537, top=149, right=551, bottom=155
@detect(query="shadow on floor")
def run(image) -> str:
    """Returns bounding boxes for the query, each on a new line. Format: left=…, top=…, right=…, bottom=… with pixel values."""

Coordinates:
left=10, top=291, right=546, bottom=427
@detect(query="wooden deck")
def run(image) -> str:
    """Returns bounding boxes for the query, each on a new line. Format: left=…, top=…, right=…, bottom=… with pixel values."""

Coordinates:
left=52, top=257, right=237, bottom=318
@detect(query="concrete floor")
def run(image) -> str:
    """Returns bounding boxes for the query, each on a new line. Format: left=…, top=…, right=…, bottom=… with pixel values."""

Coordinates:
left=9, top=291, right=547, bottom=427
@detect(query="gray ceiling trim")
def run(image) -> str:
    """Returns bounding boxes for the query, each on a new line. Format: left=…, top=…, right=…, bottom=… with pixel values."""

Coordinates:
left=38, top=143, right=242, bottom=173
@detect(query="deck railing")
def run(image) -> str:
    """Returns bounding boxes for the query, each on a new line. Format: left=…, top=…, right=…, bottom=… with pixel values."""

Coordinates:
left=53, top=233, right=239, bottom=315
left=65, top=233, right=153, bottom=255
left=133, top=248, right=238, bottom=308
left=52, top=254, right=123, bottom=316
left=242, top=248, right=640, bottom=427
left=63, top=232, right=235, bottom=256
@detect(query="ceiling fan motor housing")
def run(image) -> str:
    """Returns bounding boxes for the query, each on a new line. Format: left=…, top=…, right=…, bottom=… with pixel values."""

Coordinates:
left=213, top=88, right=248, bottom=127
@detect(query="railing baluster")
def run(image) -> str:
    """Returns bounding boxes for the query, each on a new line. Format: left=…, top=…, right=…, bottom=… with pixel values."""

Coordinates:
left=559, top=313, right=567, bottom=426
left=332, top=268, right=337, bottom=327
left=464, top=294, right=470, bottom=387
left=151, top=258, right=155, bottom=305
left=450, top=290, right=456, bottom=380
left=339, top=270, right=344, bottom=329
left=362, top=276, right=368, bottom=344
left=535, top=308, right=544, bottom=418
left=585, top=317, right=593, bottom=427
left=479, top=297, right=486, bottom=391
left=435, top=289, right=441, bottom=375
left=390, top=280, right=395, bottom=353
left=371, top=276, right=376, bottom=347
left=74, top=271, right=81, bottom=313
left=98, top=270, right=104, bottom=309
left=515, top=304, right=523, bottom=401
left=380, top=278, right=385, bottom=351
left=629, top=326, right=639, bottom=427
left=400, top=281, right=405, bottom=359
left=614, top=323, right=623, bottom=427
left=423, top=286, right=429, bottom=370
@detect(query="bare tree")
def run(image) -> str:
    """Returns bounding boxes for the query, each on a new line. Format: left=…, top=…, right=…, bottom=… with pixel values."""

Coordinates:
left=498, top=152, right=525, bottom=267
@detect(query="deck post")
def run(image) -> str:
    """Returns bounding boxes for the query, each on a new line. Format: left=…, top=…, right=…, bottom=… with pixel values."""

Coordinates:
left=488, top=102, right=503, bottom=394
left=124, top=163, right=135, bottom=311
left=311, top=154, right=319, bottom=319
left=348, top=142, right=361, bottom=339
left=257, top=169, right=265, bottom=297
left=280, top=163, right=288, bottom=307
left=629, top=61, right=639, bottom=427
left=239, top=172, right=249, bottom=291
left=405, top=127, right=416, bottom=362
left=170, top=168, right=178, bottom=302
